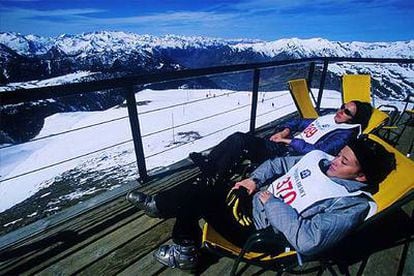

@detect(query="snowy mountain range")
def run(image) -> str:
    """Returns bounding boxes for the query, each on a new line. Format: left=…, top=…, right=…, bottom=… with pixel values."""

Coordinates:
left=0, top=31, right=413, bottom=144
left=1, top=31, right=413, bottom=60
left=1, top=31, right=413, bottom=86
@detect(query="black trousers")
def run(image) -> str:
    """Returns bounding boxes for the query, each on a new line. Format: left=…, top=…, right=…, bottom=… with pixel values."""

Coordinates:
left=207, top=132, right=290, bottom=178
left=155, top=180, right=291, bottom=254
left=155, top=180, right=256, bottom=247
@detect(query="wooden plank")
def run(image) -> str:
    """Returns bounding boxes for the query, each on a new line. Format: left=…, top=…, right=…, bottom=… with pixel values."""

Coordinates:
left=363, top=246, right=403, bottom=275
left=29, top=214, right=161, bottom=275
left=120, top=242, right=239, bottom=276
left=0, top=167, right=200, bottom=273
left=1, top=197, right=132, bottom=268
left=6, top=164, right=198, bottom=248
left=117, top=239, right=172, bottom=276
left=75, top=219, right=175, bottom=275
left=227, top=261, right=274, bottom=276
left=194, top=255, right=236, bottom=275
left=402, top=240, right=414, bottom=275
left=121, top=240, right=268, bottom=276
left=1, top=207, right=139, bottom=274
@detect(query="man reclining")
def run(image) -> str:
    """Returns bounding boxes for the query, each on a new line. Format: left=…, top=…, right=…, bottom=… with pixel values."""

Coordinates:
left=127, top=135, right=395, bottom=271
left=189, top=101, right=373, bottom=181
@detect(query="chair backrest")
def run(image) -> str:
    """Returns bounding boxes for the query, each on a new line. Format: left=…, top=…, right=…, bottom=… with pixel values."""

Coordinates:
left=342, top=74, right=388, bottom=133
left=288, top=79, right=319, bottom=119
left=342, top=74, right=371, bottom=103
left=368, top=134, right=414, bottom=212
left=363, top=108, right=389, bottom=134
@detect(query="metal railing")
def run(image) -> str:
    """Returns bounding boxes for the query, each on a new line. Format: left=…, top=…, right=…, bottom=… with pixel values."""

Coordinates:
left=1, top=57, right=413, bottom=183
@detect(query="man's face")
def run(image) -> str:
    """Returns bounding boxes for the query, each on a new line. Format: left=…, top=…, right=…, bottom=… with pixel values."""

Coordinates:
left=327, top=146, right=365, bottom=181
left=334, top=102, right=357, bottom=123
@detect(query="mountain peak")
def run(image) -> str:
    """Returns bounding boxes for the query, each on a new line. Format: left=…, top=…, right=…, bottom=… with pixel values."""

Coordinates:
left=1, top=31, right=413, bottom=59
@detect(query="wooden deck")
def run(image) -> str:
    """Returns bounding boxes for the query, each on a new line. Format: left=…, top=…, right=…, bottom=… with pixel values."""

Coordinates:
left=1, top=114, right=413, bottom=276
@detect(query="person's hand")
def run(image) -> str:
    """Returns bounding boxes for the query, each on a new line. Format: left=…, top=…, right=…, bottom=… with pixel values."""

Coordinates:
left=269, top=128, right=290, bottom=142
left=276, top=138, right=292, bottom=145
left=269, top=132, right=283, bottom=142
left=233, top=178, right=257, bottom=195
left=259, top=191, right=272, bottom=204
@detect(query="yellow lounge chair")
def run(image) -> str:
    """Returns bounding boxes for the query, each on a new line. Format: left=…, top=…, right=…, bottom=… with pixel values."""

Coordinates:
left=202, top=134, right=414, bottom=275
left=288, top=79, right=319, bottom=119
left=288, top=77, right=388, bottom=133
left=342, top=74, right=372, bottom=104
left=341, top=74, right=389, bottom=133
left=364, top=108, right=390, bottom=134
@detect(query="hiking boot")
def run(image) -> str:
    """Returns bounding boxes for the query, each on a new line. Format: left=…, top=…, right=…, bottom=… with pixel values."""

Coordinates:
left=126, top=191, right=160, bottom=218
left=153, top=243, right=199, bottom=270
left=189, top=152, right=214, bottom=176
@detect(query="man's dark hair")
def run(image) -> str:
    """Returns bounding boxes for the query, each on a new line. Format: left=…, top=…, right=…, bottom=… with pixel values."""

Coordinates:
left=348, top=135, right=396, bottom=185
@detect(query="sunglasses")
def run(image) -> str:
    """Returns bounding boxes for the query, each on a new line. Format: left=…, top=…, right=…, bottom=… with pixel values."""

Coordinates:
left=340, top=104, right=354, bottom=118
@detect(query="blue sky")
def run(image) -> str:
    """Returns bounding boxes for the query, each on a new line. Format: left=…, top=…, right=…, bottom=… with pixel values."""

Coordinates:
left=0, top=0, right=413, bottom=42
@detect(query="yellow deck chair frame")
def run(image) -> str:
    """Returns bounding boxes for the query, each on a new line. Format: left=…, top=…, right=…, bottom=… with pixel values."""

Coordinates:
left=364, top=108, right=390, bottom=134
left=342, top=74, right=371, bottom=103
left=288, top=79, right=319, bottom=119
left=342, top=74, right=389, bottom=134
left=378, top=96, right=414, bottom=149
left=202, top=134, right=414, bottom=275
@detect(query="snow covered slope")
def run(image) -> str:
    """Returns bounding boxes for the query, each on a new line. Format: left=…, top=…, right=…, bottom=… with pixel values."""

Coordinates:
left=0, top=87, right=294, bottom=232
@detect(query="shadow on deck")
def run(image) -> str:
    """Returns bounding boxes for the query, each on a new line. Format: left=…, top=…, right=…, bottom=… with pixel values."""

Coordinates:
left=0, top=113, right=413, bottom=276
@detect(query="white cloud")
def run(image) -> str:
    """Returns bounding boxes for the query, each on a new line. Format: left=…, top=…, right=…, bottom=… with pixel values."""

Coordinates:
left=0, top=6, right=237, bottom=36
left=94, top=11, right=235, bottom=25
left=0, top=6, right=105, bottom=17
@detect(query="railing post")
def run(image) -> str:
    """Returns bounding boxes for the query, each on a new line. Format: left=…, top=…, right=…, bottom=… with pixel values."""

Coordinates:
left=316, top=60, right=329, bottom=112
left=307, top=62, right=317, bottom=104
left=249, top=69, right=260, bottom=134
left=125, top=86, right=149, bottom=183
left=307, top=62, right=315, bottom=85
